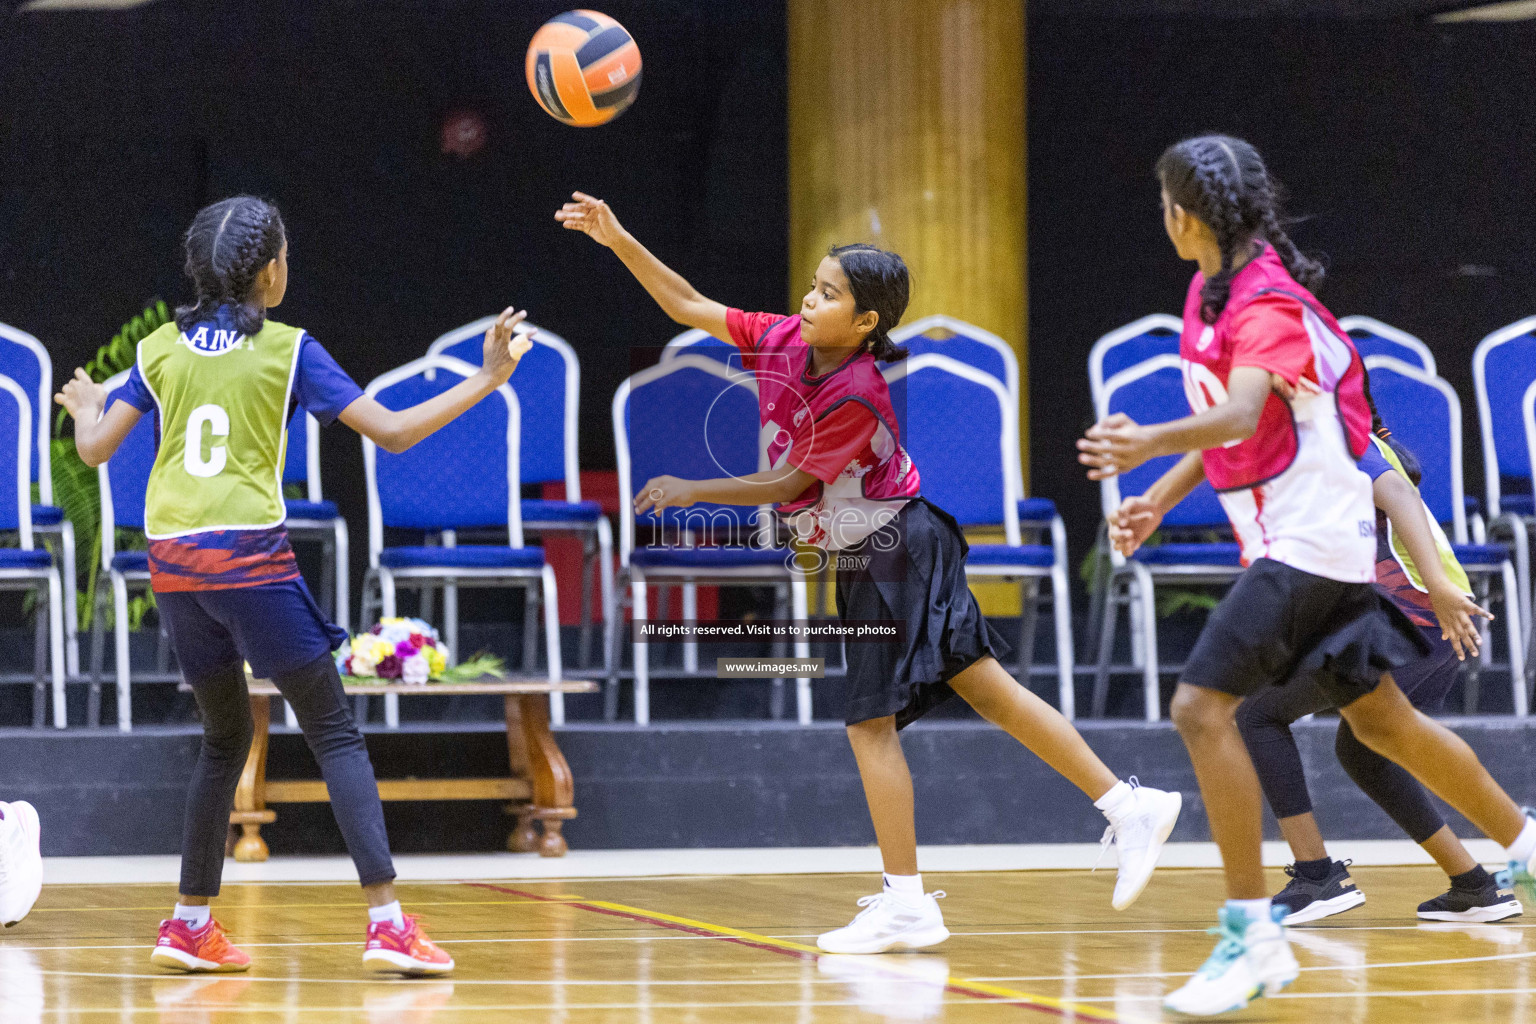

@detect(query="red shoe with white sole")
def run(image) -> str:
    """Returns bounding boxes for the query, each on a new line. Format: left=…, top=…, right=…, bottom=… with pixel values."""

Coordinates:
left=363, top=915, right=454, bottom=975
left=150, top=919, right=252, bottom=973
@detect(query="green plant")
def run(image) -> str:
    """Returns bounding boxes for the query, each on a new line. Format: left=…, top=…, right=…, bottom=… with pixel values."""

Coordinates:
left=49, top=300, right=170, bottom=631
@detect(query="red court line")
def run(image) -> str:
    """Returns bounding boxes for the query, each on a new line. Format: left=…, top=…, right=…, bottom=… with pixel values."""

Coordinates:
left=468, top=881, right=1111, bottom=1020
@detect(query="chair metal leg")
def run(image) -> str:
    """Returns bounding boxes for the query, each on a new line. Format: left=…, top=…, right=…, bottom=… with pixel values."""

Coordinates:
left=523, top=584, right=539, bottom=673
left=1503, top=561, right=1528, bottom=717
left=790, top=577, right=812, bottom=725
left=333, top=519, right=351, bottom=634
left=682, top=581, right=699, bottom=675
left=1092, top=576, right=1121, bottom=718
left=1051, top=554, right=1076, bottom=719
left=1016, top=578, right=1041, bottom=686
left=112, top=572, right=132, bottom=732
left=542, top=564, right=564, bottom=725
left=1130, top=564, right=1161, bottom=722
left=32, top=578, right=47, bottom=729
left=632, top=576, right=649, bottom=725
left=47, top=569, right=65, bottom=729
left=88, top=579, right=106, bottom=727
left=769, top=585, right=788, bottom=720
left=1082, top=521, right=1110, bottom=662
left=381, top=571, right=399, bottom=729
left=444, top=528, right=460, bottom=666
left=60, top=521, right=79, bottom=678
left=578, top=535, right=596, bottom=669
left=597, top=518, right=617, bottom=681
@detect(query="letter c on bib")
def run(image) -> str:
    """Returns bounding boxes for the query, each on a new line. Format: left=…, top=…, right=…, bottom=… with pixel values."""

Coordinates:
left=184, top=404, right=229, bottom=478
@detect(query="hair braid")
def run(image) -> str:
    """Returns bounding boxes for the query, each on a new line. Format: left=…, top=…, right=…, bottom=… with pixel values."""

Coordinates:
left=176, top=196, right=286, bottom=335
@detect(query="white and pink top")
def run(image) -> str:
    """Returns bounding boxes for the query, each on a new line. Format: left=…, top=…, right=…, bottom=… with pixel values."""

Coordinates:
left=726, top=309, right=921, bottom=550
left=1179, top=246, right=1377, bottom=583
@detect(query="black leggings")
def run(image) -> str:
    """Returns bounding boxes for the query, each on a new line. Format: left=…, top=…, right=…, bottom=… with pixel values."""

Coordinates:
left=179, top=654, right=396, bottom=897
left=1236, top=629, right=1460, bottom=846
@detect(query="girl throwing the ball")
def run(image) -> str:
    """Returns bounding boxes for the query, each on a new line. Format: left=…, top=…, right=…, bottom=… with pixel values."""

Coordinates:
left=56, top=195, right=534, bottom=976
left=558, top=192, right=1182, bottom=953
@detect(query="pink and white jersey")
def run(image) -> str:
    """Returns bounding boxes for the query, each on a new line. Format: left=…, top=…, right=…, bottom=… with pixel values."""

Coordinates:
left=726, top=309, right=920, bottom=550
left=1180, top=246, right=1377, bottom=583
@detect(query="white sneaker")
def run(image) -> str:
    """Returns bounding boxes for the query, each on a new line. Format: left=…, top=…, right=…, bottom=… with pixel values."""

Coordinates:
left=1164, top=906, right=1299, bottom=1017
left=0, top=801, right=43, bottom=928
left=1098, top=779, right=1182, bottom=910
left=816, top=890, right=949, bottom=954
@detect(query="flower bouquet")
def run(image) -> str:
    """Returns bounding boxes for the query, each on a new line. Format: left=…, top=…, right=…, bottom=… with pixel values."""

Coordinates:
left=336, top=617, right=505, bottom=685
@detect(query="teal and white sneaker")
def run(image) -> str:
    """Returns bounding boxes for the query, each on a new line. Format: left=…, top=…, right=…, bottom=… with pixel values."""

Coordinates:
left=1494, top=806, right=1536, bottom=904
left=1164, top=906, right=1298, bottom=1017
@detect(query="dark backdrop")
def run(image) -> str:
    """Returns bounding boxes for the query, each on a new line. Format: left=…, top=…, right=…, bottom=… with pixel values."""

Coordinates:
left=0, top=0, right=787, bottom=587
left=1028, top=15, right=1536, bottom=567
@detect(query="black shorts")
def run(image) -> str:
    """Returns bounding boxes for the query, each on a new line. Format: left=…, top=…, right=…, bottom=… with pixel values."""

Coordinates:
left=1182, top=557, right=1429, bottom=707
left=836, top=498, right=1011, bottom=728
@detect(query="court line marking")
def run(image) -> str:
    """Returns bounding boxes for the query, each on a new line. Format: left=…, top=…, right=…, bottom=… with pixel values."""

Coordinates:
left=467, top=881, right=1124, bottom=1022
left=25, top=899, right=587, bottom=913
left=970, top=946, right=1536, bottom=982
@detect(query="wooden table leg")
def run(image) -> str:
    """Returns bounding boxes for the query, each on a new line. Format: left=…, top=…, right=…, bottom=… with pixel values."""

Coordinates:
left=505, top=694, right=575, bottom=856
left=230, top=693, right=276, bottom=861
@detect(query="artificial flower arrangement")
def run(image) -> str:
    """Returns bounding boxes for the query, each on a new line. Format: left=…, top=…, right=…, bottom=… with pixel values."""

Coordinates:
left=335, top=617, right=505, bottom=684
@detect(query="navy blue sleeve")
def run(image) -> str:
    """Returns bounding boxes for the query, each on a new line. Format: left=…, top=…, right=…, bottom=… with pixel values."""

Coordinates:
left=293, top=335, right=364, bottom=426
left=107, top=364, right=155, bottom=414
left=1358, top=441, right=1394, bottom=482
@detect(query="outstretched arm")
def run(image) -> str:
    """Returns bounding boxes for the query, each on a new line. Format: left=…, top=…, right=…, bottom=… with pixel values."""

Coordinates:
left=339, top=307, right=533, bottom=454
left=55, top=369, right=143, bottom=467
left=556, top=192, right=731, bottom=342
left=633, top=468, right=817, bottom=515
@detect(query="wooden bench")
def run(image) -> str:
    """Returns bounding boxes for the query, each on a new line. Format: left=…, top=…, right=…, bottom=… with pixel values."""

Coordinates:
left=227, top=678, right=597, bottom=861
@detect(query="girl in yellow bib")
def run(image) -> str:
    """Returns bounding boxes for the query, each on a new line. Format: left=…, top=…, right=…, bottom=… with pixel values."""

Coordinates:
left=56, top=196, right=533, bottom=975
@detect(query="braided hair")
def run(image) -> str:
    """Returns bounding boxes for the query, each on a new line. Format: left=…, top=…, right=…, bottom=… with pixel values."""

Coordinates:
left=175, top=196, right=286, bottom=336
left=1155, top=135, right=1324, bottom=325
left=828, top=244, right=910, bottom=362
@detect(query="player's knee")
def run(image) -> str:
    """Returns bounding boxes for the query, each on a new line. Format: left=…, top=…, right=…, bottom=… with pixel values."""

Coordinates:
left=1170, top=684, right=1230, bottom=742
left=203, top=709, right=254, bottom=760
left=1339, top=703, right=1403, bottom=758
left=845, top=716, right=896, bottom=749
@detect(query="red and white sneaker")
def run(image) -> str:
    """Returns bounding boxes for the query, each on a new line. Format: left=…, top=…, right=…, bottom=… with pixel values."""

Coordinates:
left=363, top=915, right=454, bottom=975
left=150, top=918, right=252, bottom=973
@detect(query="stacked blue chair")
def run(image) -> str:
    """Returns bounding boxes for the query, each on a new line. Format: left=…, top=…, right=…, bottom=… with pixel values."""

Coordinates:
left=613, top=354, right=812, bottom=725
left=883, top=354, right=1075, bottom=716
left=1093, top=355, right=1243, bottom=721
left=0, top=321, right=79, bottom=677
left=281, top=409, right=350, bottom=634
left=1338, top=316, right=1435, bottom=374
left=361, top=355, right=563, bottom=726
left=1368, top=355, right=1526, bottom=715
left=1473, top=316, right=1536, bottom=662
left=92, top=369, right=158, bottom=731
left=0, top=373, right=66, bottom=727
left=427, top=319, right=614, bottom=682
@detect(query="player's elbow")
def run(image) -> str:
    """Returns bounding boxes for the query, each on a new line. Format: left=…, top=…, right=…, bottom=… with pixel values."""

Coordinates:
left=378, top=430, right=414, bottom=455
left=1227, top=401, right=1265, bottom=443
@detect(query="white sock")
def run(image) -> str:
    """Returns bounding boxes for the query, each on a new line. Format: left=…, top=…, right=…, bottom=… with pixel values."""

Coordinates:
left=1094, top=780, right=1135, bottom=818
left=1226, top=898, right=1273, bottom=927
left=1505, top=814, right=1536, bottom=866
left=368, top=901, right=406, bottom=929
left=173, top=904, right=211, bottom=930
left=883, top=873, right=924, bottom=901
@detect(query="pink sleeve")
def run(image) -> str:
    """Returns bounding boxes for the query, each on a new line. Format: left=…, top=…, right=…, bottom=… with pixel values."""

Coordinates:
left=726, top=308, right=784, bottom=355
left=1228, top=293, right=1314, bottom=385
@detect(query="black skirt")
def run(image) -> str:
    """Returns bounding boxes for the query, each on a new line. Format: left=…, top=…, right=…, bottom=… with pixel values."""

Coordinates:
left=834, top=498, right=1011, bottom=727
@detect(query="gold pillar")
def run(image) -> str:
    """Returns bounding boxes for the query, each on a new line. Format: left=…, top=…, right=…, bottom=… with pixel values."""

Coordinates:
left=790, top=0, right=1028, bottom=614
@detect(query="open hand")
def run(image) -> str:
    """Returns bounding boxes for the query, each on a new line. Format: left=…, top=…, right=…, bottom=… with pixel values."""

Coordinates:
left=1427, top=579, right=1492, bottom=662
left=481, top=307, right=532, bottom=384
left=54, top=368, right=107, bottom=422
left=634, top=475, right=697, bottom=517
left=1078, top=413, right=1158, bottom=479
left=1108, top=495, right=1163, bottom=558
left=555, top=192, right=622, bottom=247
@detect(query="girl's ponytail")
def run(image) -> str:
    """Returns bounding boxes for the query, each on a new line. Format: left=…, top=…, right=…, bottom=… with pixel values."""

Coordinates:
left=828, top=244, right=911, bottom=362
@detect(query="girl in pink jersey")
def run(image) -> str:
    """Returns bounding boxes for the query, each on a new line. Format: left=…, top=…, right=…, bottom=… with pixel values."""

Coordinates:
left=1080, top=134, right=1536, bottom=1015
left=559, top=192, right=1182, bottom=953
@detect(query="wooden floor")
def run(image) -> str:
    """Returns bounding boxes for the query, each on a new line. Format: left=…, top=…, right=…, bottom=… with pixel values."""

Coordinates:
left=3, top=866, right=1534, bottom=1022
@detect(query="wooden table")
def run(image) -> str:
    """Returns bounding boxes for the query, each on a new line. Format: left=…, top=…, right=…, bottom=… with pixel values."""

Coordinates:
left=228, top=678, right=597, bottom=861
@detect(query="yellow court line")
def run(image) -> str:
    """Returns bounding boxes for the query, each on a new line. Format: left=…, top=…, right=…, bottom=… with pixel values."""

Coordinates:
left=577, top=897, right=1124, bottom=1022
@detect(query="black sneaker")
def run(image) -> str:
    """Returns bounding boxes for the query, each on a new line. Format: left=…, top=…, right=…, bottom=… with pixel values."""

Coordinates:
left=1274, top=859, right=1365, bottom=925
left=1418, top=878, right=1523, bottom=923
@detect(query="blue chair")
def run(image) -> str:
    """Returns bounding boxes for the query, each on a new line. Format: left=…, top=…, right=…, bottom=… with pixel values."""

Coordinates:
left=92, top=369, right=158, bottom=731
left=660, top=327, right=739, bottom=367
left=1369, top=355, right=1525, bottom=715
left=0, top=321, right=78, bottom=677
left=282, top=408, right=350, bottom=634
left=1094, top=355, right=1242, bottom=721
left=1474, top=315, right=1536, bottom=660
left=613, top=354, right=811, bottom=725
left=0, top=373, right=65, bottom=728
left=882, top=354, right=1075, bottom=716
left=360, top=355, right=563, bottom=726
left=1338, top=316, right=1436, bottom=375
left=1087, top=314, right=1183, bottom=410
left=427, top=318, right=615, bottom=679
